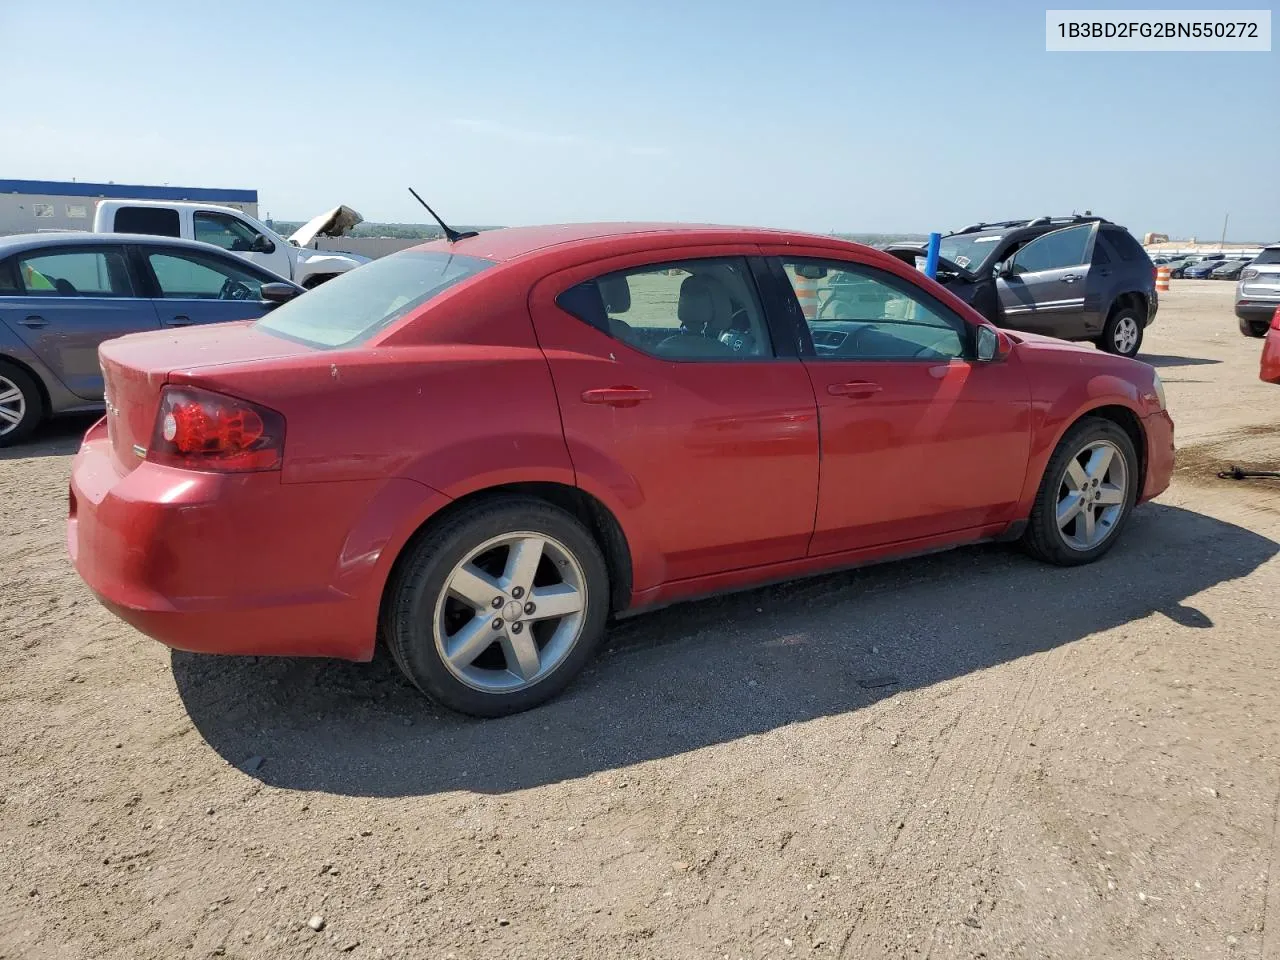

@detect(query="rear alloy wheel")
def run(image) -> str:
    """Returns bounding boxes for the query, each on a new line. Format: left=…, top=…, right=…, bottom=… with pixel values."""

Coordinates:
left=1239, top=317, right=1269, bottom=338
left=383, top=498, right=610, bottom=717
left=0, top=361, right=44, bottom=447
left=1099, top=306, right=1144, bottom=357
left=1021, top=417, right=1139, bottom=566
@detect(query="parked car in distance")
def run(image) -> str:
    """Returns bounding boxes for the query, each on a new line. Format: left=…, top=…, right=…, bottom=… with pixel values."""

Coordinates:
left=1210, top=259, right=1250, bottom=280
left=0, top=232, right=302, bottom=445
left=1237, top=245, right=1280, bottom=337
left=93, top=200, right=370, bottom=289
left=68, top=222, right=1176, bottom=717
left=884, top=215, right=1157, bottom=358
left=1185, top=259, right=1228, bottom=279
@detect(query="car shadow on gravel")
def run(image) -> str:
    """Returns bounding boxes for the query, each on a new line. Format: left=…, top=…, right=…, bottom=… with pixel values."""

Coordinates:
left=1141, top=354, right=1221, bottom=368
left=172, top=502, right=1277, bottom=797
left=0, top=415, right=97, bottom=461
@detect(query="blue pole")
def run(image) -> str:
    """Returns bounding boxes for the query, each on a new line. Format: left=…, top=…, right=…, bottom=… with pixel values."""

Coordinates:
left=924, top=231, right=941, bottom=280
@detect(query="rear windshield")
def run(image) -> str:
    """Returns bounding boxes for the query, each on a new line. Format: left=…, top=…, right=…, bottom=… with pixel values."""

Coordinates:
left=255, top=250, right=495, bottom=348
left=1254, top=248, right=1280, bottom=265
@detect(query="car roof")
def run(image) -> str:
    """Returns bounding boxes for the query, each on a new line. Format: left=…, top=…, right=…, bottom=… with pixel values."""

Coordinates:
left=405, top=222, right=848, bottom=263
left=0, top=231, right=246, bottom=256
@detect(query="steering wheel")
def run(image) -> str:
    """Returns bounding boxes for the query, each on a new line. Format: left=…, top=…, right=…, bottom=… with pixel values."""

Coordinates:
left=219, top=278, right=252, bottom=301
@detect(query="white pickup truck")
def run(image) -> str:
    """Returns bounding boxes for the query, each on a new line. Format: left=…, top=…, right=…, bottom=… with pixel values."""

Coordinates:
left=92, top=200, right=369, bottom=287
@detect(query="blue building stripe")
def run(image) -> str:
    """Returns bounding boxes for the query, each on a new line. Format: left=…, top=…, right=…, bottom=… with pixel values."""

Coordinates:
left=0, top=179, right=257, bottom=203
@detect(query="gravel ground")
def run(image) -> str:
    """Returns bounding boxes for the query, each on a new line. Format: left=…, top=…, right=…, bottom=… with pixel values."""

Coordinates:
left=2, top=280, right=1278, bottom=960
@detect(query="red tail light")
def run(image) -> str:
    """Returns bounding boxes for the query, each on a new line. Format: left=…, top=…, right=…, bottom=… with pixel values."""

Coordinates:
left=148, top=385, right=285, bottom=472
left=1272, top=307, right=1280, bottom=332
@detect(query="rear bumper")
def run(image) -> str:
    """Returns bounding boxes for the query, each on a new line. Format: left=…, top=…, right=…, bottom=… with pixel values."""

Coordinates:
left=1235, top=300, right=1280, bottom=323
left=1140, top=409, right=1175, bottom=503
left=67, top=426, right=449, bottom=660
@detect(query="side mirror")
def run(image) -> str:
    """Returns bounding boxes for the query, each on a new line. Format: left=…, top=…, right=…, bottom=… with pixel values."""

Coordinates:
left=975, top=325, right=1010, bottom=362
left=260, top=282, right=300, bottom=304
left=996, top=260, right=1016, bottom=279
left=251, top=234, right=276, bottom=254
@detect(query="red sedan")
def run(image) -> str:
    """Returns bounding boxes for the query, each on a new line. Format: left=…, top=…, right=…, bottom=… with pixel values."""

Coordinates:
left=68, top=223, right=1175, bottom=716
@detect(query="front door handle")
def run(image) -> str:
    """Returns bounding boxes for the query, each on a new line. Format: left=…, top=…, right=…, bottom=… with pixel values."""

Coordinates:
left=18, top=315, right=47, bottom=328
left=166, top=316, right=193, bottom=327
left=1062, top=274, right=1082, bottom=283
left=828, top=380, right=882, bottom=398
left=581, top=386, right=652, bottom=407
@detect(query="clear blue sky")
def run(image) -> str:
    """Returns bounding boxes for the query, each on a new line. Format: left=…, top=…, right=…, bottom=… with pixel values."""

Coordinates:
left=2, top=1, right=1276, bottom=240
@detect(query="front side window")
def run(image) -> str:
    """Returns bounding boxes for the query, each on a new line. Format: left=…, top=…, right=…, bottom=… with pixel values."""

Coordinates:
left=14, top=249, right=135, bottom=297
left=256, top=250, right=494, bottom=348
left=147, top=250, right=270, bottom=300
left=1010, top=224, right=1093, bottom=274
left=556, top=257, right=773, bottom=360
left=781, top=259, right=967, bottom=361
left=194, top=212, right=263, bottom=252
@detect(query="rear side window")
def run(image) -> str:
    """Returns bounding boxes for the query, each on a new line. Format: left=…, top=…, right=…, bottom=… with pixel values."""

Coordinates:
left=1254, top=248, right=1280, bottom=265
left=1103, top=229, right=1150, bottom=263
left=15, top=249, right=135, bottom=296
left=114, top=206, right=181, bottom=237
left=255, top=250, right=494, bottom=348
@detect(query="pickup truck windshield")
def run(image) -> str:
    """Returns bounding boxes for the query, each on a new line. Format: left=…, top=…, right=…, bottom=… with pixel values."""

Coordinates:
left=255, top=250, right=495, bottom=348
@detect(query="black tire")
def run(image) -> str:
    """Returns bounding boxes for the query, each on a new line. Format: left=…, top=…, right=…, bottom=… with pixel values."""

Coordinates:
left=0, top=359, right=45, bottom=448
left=382, top=497, right=610, bottom=717
left=1021, top=417, right=1140, bottom=567
left=1097, top=305, right=1145, bottom=357
left=1239, top=317, right=1269, bottom=338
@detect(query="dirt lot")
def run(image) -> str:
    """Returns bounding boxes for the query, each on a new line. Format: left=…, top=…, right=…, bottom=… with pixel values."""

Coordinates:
left=3, top=280, right=1279, bottom=960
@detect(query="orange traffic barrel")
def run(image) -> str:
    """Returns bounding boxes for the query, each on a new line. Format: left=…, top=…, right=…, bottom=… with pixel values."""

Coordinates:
left=794, top=275, right=819, bottom=319
left=1156, top=266, right=1170, bottom=292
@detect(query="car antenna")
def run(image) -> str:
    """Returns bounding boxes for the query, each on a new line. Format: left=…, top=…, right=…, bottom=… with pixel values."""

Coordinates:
left=408, top=187, right=478, bottom=242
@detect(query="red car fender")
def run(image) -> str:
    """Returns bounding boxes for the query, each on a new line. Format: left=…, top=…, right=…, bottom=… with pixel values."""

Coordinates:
left=1261, top=318, right=1280, bottom=385
left=1014, top=374, right=1149, bottom=515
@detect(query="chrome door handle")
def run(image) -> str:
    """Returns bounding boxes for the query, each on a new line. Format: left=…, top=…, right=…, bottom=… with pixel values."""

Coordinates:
left=1062, top=274, right=1081, bottom=283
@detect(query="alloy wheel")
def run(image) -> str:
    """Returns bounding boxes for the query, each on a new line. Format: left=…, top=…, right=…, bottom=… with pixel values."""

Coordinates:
left=1112, top=316, right=1140, bottom=355
left=0, top=375, right=26, bottom=436
left=432, top=532, right=587, bottom=694
left=1056, top=439, right=1128, bottom=551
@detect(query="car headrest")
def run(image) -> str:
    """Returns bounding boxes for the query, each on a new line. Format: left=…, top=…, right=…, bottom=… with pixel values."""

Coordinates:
left=677, top=274, right=732, bottom=334
left=598, top=274, right=630, bottom=314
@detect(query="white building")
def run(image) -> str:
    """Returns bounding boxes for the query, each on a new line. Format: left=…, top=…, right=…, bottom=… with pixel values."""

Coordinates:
left=0, top=178, right=259, bottom=236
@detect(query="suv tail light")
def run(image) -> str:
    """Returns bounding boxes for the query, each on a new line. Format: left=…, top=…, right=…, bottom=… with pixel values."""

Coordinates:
left=148, top=385, right=285, bottom=472
left=1242, top=267, right=1259, bottom=280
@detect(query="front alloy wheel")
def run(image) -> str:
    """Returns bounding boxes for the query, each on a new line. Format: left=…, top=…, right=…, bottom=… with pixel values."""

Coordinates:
left=1022, top=417, right=1139, bottom=566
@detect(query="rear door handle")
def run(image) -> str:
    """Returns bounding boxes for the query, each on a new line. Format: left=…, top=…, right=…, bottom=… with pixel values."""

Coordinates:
left=1062, top=274, right=1082, bottom=283
left=166, top=316, right=193, bottom=327
left=18, top=315, right=47, bottom=328
left=827, top=380, right=882, bottom=398
left=581, top=386, right=652, bottom=407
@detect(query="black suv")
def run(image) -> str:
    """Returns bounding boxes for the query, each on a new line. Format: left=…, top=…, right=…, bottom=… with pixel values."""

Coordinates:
left=886, top=216, right=1157, bottom=357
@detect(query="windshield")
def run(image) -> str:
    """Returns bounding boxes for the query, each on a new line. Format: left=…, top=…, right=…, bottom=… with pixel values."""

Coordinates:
left=255, top=250, right=494, bottom=348
left=938, top=233, right=1005, bottom=271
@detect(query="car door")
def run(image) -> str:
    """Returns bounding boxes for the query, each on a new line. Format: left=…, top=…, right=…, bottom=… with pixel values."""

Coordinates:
left=138, top=245, right=283, bottom=327
left=994, top=222, right=1100, bottom=338
left=767, top=253, right=1031, bottom=555
left=529, top=250, right=820, bottom=588
left=192, top=209, right=287, bottom=275
left=0, top=244, right=158, bottom=400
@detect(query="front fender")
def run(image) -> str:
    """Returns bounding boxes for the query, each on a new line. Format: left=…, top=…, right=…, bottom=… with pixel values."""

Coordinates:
left=1015, top=373, right=1146, bottom=515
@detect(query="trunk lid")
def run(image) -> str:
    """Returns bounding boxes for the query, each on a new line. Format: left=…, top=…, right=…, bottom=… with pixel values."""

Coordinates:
left=99, top=321, right=314, bottom=472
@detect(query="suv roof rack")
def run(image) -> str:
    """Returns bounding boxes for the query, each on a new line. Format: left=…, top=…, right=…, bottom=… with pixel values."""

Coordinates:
left=952, top=215, right=1113, bottom=235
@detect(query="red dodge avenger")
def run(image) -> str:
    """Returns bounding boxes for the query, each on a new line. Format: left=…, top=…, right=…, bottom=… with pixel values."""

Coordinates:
left=68, top=223, right=1175, bottom=716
